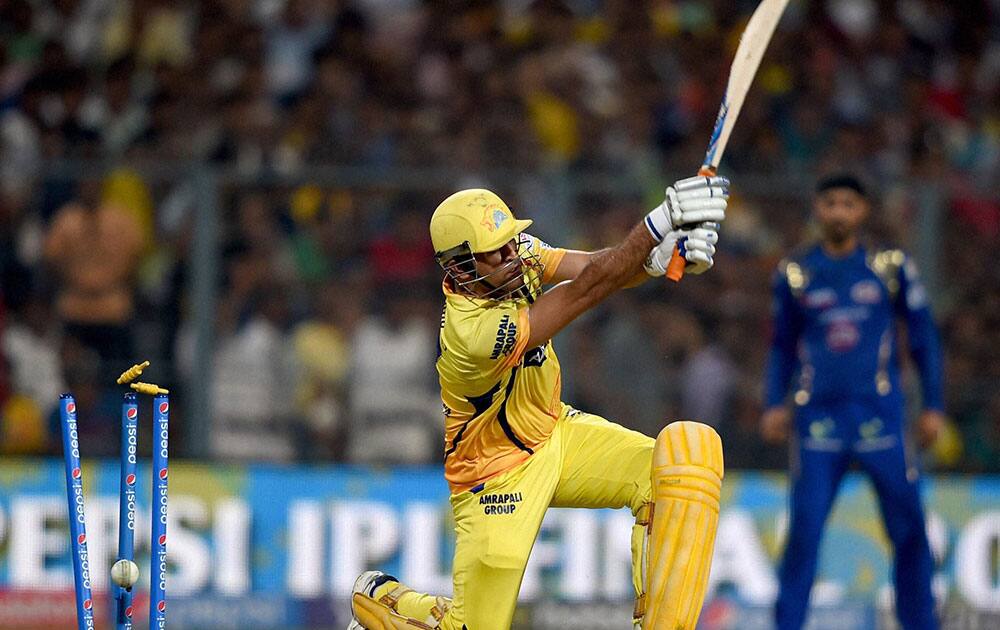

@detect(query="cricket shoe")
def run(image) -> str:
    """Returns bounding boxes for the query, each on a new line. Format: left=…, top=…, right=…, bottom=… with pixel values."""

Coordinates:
left=348, top=571, right=450, bottom=629
left=348, top=571, right=399, bottom=630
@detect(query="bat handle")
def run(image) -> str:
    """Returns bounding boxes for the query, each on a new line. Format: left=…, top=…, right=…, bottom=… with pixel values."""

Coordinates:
left=666, top=165, right=718, bottom=282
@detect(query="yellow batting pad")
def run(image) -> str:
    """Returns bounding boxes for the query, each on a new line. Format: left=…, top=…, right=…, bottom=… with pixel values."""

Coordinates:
left=643, top=421, right=724, bottom=630
left=351, top=594, right=436, bottom=630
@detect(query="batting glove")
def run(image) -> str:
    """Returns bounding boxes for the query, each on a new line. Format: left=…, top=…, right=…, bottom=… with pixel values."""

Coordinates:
left=644, top=175, right=729, bottom=241
left=644, top=223, right=720, bottom=276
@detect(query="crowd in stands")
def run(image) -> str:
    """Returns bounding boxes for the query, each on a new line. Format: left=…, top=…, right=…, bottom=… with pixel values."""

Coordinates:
left=0, top=0, right=997, bottom=470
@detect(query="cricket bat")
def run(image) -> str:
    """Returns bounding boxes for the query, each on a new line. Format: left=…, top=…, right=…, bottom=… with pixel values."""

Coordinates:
left=666, top=0, right=791, bottom=281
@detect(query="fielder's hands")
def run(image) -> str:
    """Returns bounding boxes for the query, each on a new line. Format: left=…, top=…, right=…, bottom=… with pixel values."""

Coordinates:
left=645, top=224, right=720, bottom=276
left=916, top=409, right=947, bottom=449
left=644, top=175, right=730, bottom=240
left=761, top=406, right=792, bottom=444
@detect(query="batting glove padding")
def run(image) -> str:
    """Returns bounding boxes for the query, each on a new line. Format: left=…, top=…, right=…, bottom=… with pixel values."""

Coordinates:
left=644, top=176, right=729, bottom=241
left=644, top=224, right=720, bottom=276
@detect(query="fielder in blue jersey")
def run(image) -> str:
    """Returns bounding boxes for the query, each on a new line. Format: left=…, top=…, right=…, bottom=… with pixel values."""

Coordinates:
left=762, top=174, right=945, bottom=630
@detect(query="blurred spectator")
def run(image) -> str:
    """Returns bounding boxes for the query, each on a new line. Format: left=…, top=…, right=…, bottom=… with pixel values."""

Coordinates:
left=367, top=193, right=437, bottom=285
left=674, top=312, right=737, bottom=429
left=590, top=295, right=671, bottom=437
left=346, top=281, right=440, bottom=464
left=0, top=76, right=43, bottom=196
left=265, top=0, right=331, bottom=102
left=0, top=294, right=11, bottom=446
left=1, top=289, right=65, bottom=421
left=292, top=279, right=364, bottom=460
left=52, top=339, right=120, bottom=457
left=43, top=179, right=144, bottom=366
left=231, top=190, right=297, bottom=284
left=289, top=187, right=366, bottom=283
left=207, top=277, right=298, bottom=462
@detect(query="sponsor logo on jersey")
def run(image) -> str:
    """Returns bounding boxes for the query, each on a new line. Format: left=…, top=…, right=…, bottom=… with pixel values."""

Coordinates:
left=854, top=418, right=897, bottom=452
left=809, top=418, right=835, bottom=440
left=804, top=417, right=843, bottom=452
left=850, top=280, right=881, bottom=304
left=803, top=288, right=837, bottom=309
left=826, top=320, right=860, bottom=352
left=522, top=345, right=547, bottom=368
left=858, top=418, right=883, bottom=440
left=490, top=314, right=518, bottom=360
left=480, top=492, right=523, bottom=515
left=818, top=306, right=869, bottom=324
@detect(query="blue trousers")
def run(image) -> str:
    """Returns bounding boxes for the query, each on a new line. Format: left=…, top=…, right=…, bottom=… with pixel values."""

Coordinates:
left=775, top=400, right=938, bottom=630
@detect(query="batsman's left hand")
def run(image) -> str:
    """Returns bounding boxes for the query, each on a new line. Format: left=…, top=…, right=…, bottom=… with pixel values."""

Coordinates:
left=644, top=224, right=719, bottom=276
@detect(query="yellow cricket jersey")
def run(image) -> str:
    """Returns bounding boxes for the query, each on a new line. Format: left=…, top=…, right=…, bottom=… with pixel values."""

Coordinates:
left=437, top=235, right=568, bottom=493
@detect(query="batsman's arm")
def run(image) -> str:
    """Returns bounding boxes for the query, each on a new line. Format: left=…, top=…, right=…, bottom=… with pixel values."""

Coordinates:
left=524, top=224, right=655, bottom=349
left=548, top=249, right=650, bottom=288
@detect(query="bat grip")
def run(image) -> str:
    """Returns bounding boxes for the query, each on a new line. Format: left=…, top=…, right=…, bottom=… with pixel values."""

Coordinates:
left=666, top=165, right=718, bottom=282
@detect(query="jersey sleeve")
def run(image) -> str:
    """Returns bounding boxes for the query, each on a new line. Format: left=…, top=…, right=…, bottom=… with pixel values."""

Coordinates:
left=764, top=263, right=803, bottom=408
left=894, top=254, right=944, bottom=411
left=523, top=233, right=567, bottom=284
left=463, top=302, right=532, bottom=372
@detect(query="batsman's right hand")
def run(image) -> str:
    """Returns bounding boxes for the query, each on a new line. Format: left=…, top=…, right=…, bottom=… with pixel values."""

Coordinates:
left=644, top=175, right=730, bottom=241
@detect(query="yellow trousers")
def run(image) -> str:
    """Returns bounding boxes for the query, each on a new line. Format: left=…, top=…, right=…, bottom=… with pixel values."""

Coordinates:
left=435, top=407, right=654, bottom=630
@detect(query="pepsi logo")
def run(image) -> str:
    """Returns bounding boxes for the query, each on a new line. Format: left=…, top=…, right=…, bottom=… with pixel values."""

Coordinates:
left=77, top=534, right=86, bottom=544
left=83, top=599, right=92, bottom=610
left=159, top=402, right=169, bottom=414
left=158, top=534, right=167, bottom=546
left=126, top=474, right=136, bottom=486
left=157, top=601, right=166, bottom=613
left=159, top=468, right=168, bottom=480
left=125, top=606, right=133, bottom=618
left=72, top=468, right=82, bottom=479
left=67, top=402, right=76, bottom=413
left=127, top=408, right=137, bottom=419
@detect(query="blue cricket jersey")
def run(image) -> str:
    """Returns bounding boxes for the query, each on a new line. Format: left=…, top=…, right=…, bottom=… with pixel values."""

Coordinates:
left=764, top=243, right=943, bottom=411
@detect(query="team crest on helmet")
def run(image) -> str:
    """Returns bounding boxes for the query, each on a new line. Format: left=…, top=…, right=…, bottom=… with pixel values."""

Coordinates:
left=481, top=205, right=508, bottom=232
left=493, top=208, right=507, bottom=229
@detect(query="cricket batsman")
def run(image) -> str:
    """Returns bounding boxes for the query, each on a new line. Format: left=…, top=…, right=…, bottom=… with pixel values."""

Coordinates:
left=348, top=176, right=730, bottom=630
left=762, top=174, right=943, bottom=630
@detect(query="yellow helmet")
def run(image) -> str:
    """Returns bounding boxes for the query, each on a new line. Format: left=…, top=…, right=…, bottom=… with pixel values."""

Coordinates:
left=429, top=189, right=532, bottom=259
left=429, top=189, right=541, bottom=302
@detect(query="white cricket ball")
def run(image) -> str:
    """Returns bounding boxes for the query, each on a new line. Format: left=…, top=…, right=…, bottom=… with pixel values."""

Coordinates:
left=111, top=559, right=140, bottom=589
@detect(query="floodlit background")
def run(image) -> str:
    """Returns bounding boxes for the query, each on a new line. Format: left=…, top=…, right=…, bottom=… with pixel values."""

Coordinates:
left=0, top=0, right=997, bottom=628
